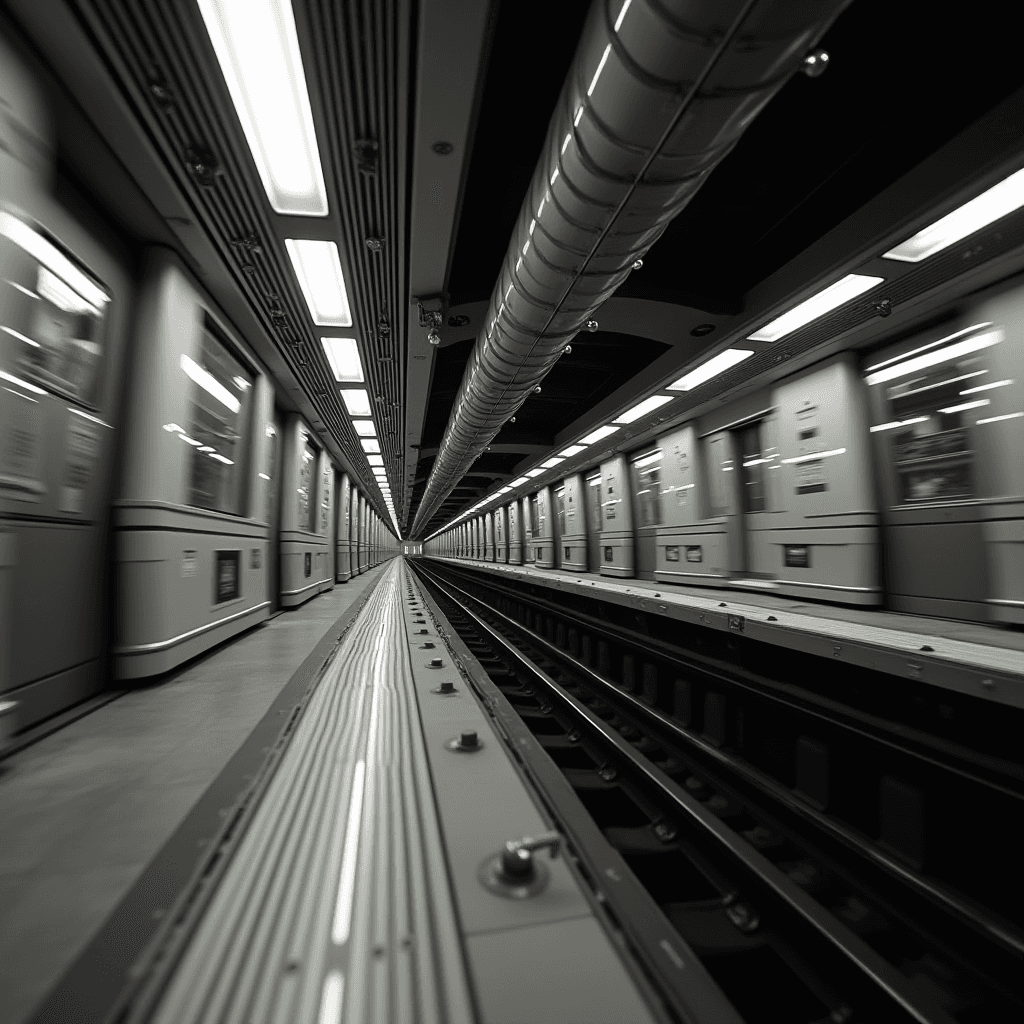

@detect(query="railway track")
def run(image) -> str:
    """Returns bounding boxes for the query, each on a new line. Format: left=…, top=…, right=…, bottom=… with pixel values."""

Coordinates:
left=413, top=561, right=1023, bottom=1024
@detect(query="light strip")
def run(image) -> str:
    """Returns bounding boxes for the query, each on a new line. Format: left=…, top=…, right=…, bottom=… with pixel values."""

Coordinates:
left=360, top=438, right=380, bottom=453
left=632, top=449, right=663, bottom=468
left=869, top=416, right=929, bottom=433
left=0, top=369, right=46, bottom=395
left=883, top=167, right=1024, bottom=263
left=367, top=454, right=383, bottom=466
left=865, top=323, right=991, bottom=373
left=748, top=274, right=883, bottom=342
left=579, top=424, right=620, bottom=444
left=613, top=394, right=674, bottom=424
left=1, top=325, right=40, bottom=348
left=864, top=328, right=1003, bottom=385
left=197, top=0, right=328, bottom=217
left=526, top=468, right=544, bottom=478
left=557, top=444, right=586, bottom=458
left=938, top=399, right=989, bottom=414
left=961, top=379, right=1013, bottom=395
left=541, top=457, right=564, bottom=469
left=977, top=411, right=1024, bottom=425
left=509, top=476, right=529, bottom=486
left=285, top=239, right=352, bottom=326
left=321, top=337, right=363, bottom=382
left=0, top=212, right=109, bottom=310
left=781, top=447, right=846, bottom=465
left=341, top=389, right=371, bottom=416
left=180, top=354, right=241, bottom=413
left=352, top=419, right=376, bottom=436
left=668, top=349, right=753, bottom=391
left=331, top=759, right=366, bottom=944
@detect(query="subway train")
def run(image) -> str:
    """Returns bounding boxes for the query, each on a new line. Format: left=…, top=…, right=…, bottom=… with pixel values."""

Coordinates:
left=2, top=2, right=1024, bottom=1024
left=0, top=32, right=396, bottom=739
left=425, top=305, right=1024, bottom=624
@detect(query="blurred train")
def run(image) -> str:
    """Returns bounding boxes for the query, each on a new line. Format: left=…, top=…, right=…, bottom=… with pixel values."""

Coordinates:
left=426, top=308, right=1024, bottom=625
left=0, top=35, right=396, bottom=737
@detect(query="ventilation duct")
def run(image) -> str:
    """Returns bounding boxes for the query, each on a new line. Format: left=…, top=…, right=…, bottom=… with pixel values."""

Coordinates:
left=412, top=0, right=850, bottom=535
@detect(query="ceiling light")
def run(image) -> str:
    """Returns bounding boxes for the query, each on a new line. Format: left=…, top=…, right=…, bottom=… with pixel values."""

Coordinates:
left=197, top=0, right=327, bottom=217
left=865, top=324, right=991, bottom=373
left=510, top=476, right=529, bottom=486
left=367, top=454, right=383, bottom=466
left=352, top=420, right=376, bottom=436
left=613, top=394, right=674, bottom=424
left=541, top=457, right=564, bottom=469
left=865, top=328, right=1003, bottom=385
left=181, top=353, right=241, bottom=413
left=747, top=274, right=884, bottom=342
left=977, top=411, right=1024, bottom=425
left=579, top=424, right=620, bottom=445
left=668, top=349, right=754, bottom=391
left=526, top=468, right=544, bottom=478
left=341, top=389, right=371, bottom=416
left=883, top=167, right=1024, bottom=263
left=938, top=399, right=990, bottom=415
left=285, top=238, right=352, bottom=326
left=321, top=337, right=363, bottom=382
left=557, top=445, right=586, bottom=458
left=498, top=486, right=512, bottom=494
left=361, top=438, right=381, bottom=453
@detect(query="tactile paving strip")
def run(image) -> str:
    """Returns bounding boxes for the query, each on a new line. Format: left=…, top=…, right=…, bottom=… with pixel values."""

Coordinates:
left=150, top=561, right=473, bottom=1024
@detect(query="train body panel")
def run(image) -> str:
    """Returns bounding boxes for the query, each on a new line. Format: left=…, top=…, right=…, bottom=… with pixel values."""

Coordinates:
left=599, top=455, right=635, bottom=577
left=495, top=504, right=508, bottom=562
left=336, top=472, right=352, bottom=581
left=484, top=509, right=494, bottom=561
left=533, top=485, right=555, bottom=568
left=507, top=500, right=522, bottom=564
left=559, top=473, right=588, bottom=572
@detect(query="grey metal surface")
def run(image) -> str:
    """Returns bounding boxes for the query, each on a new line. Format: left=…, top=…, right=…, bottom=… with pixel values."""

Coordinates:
left=149, top=561, right=473, bottom=1024
left=412, top=0, right=850, bottom=534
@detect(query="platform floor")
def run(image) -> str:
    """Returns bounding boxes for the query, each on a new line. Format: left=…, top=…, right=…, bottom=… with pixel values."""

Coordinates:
left=0, top=565, right=389, bottom=1024
left=429, top=558, right=1024, bottom=703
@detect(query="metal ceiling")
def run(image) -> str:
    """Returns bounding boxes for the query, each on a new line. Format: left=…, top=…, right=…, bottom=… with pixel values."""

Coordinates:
left=64, top=0, right=412, bottom=527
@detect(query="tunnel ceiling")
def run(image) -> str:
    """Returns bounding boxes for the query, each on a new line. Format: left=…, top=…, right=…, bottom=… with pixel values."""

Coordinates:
left=418, top=0, right=1024, bottom=537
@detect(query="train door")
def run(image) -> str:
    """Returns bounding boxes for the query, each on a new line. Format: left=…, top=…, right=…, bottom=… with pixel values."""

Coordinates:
left=585, top=471, right=602, bottom=570
left=702, top=429, right=744, bottom=577
left=735, top=420, right=770, bottom=577
left=553, top=485, right=565, bottom=567
left=508, top=501, right=522, bottom=564
left=599, top=455, right=634, bottom=576
left=630, top=448, right=664, bottom=579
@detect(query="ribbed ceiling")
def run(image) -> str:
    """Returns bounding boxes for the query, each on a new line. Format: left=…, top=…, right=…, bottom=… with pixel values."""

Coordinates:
left=68, top=0, right=411, bottom=525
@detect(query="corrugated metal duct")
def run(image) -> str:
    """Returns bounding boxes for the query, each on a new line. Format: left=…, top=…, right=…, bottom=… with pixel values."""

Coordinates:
left=412, top=0, right=851, bottom=535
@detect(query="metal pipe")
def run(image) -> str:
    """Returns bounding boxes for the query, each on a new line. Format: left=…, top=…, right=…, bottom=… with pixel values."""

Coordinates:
left=412, top=0, right=850, bottom=535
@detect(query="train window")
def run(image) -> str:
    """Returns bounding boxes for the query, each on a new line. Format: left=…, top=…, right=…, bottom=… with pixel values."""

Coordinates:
left=297, top=437, right=317, bottom=530
left=737, top=423, right=767, bottom=513
left=320, top=465, right=331, bottom=532
left=0, top=213, right=111, bottom=409
left=264, top=424, right=277, bottom=523
left=866, top=330, right=1009, bottom=504
left=586, top=474, right=602, bottom=532
left=555, top=486, right=566, bottom=534
left=184, top=324, right=254, bottom=516
left=631, top=449, right=663, bottom=527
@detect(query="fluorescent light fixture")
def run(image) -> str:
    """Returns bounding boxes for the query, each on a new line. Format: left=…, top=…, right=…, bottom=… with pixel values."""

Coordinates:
left=781, top=448, right=846, bottom=465
left=613, top=394, right=674, bottom=424
left=1, top=325, right=40, bottom=348
left=0, top=368, right=46, bottom=395
left=180, top=354, right=241, bottom=413
left=321, top=337, right=363, bottom=382
left=938, top=399, right=989, bottom=414
left=977, top=411, right=1024, bottom=425
left=0, top=212, right=109, bottom=311
left=870, top=416, right=929, bottom=433
left=510, top=476, right=529, bottom=486
left=580, top=424, right=620, bottom=445
left=341, top=389, right=371, bottom=416
left=372, top=467, right=387, bottom=476
left=668, top=349, right=754, bottom=391
left=864, top=328, right=1003, bottom=385
left=961, top=379, right=1013, bottom=395
left=883, top=167, right=1024, bottom=263
left=209, top=453, right=234, bottom=465
left=360, top=438, right=381, bottom=453
left=557, top=445, right=586, bottom=458
left=197, top=445, right=215, bottom=453
left=367, top=454, right=383, bottom=466
left=541, top=457, right=564, bottom=469
left=352, top=419, right=376, bottom=436
left=632, top=449, right=663, bottom=468
left=197, top=0, right=328, bottom=217
left=747, top=274, right=884, bottom=342
left=180, top=435, right=203, bottom=446
left=285, top=239, right=352, bottom=326
left=498, top=486, right=512, bottom=494
left=526, top=468, right=544, bottom=478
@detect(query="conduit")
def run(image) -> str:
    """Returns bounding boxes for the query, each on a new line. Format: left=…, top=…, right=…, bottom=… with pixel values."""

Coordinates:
left=412, top=0, right=851, bottom=535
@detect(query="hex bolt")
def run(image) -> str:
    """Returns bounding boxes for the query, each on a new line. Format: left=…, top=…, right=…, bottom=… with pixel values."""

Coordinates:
left=460, top=730, right=478, bottom=749
left=439, top=680, right=456, bottom=694
left=429, top=657, right=443, bottom=668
